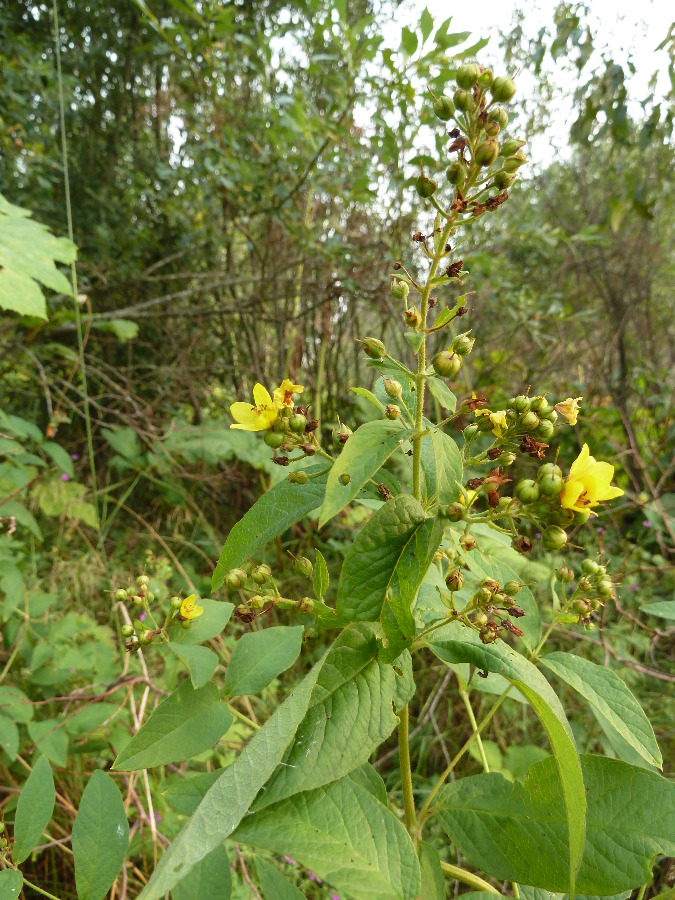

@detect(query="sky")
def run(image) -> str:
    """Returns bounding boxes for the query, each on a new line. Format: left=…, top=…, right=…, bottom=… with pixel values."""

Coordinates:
left=381, top=0, right=673, bottom=161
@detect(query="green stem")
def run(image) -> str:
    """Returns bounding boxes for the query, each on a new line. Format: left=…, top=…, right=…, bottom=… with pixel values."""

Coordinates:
left=22, top=878, right=62, bottom=900
left=459, top=687, right=489, bottom=771
left=398, top=704, right=416, bottom=835
left=440, top=861, right=500, bottom=894
left=227, top=703, right=260, bottom=731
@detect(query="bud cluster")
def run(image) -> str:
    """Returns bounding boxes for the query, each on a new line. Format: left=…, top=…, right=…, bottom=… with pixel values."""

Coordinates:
left=113, top=571, right=206, bottom=649
left=222, top=554, right=317, bottom=623
left=442, top=568, right=526, bottom=644
left=264, top=404, right=317, bottom=461
left=554, top=559, right=614, bottom=629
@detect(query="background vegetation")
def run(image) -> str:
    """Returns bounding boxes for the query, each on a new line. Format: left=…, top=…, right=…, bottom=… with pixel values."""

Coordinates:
left=0, top=0, right=673, bottom=897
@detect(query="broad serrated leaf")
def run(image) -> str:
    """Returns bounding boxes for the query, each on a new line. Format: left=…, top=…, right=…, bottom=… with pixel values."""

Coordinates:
left=319, top=420, right=409, bottom=526
left=13, top=756, right=55, bottom=863
left=252, top=625, right=414, bottom=810
left=0, top=194, right=76, bottom=320
left=171, top=844, right=231, bottom=900
left=428, top=622, right=585, bottom=894
left=312, top=548, right=329, bottom=600
left=255, top=859, right=305, bottom=899
left=541, top=652, right=661, bottom=768
left=212, top=466, right=329, bottom=590
left=235, top=774, right=421, bottom=899
left=224, top=626, right=303, bottom=697
left=112, top=680, right=232, bottom=770
left=167, top=642, right=219, bottom=689
left=436, top=755, right=675, bottom=894
left=72, top=770, right=129, bottom=900
left=137, top=657, right=327, bottom=899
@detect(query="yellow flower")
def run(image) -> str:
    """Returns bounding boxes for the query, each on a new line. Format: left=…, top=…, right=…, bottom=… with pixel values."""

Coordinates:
left=230, top=384, right=278, bottom=431
left=475, top=408, right=508, bottom=437
left=555, top=397, right=583, bottom=426
left=273, top=379, right=304, bottom=409
left=560, top=444, right=624, bottom=513
left=179, top=594, right=204, bottom=620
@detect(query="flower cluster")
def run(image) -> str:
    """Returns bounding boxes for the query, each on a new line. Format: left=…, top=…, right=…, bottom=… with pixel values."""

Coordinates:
left=230, top=379, right=303, bottom=431
left=113, top=574, right=204, bottom=649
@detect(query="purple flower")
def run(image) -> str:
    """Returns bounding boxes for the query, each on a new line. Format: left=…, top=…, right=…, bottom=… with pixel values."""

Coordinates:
left=535, top=532, right=541, bottom=540
left=61, top=472, right=70, bottom=481
left=139, top=611, right=147, bottom=622
left=283, top=856, right=296, bottom=866
left=332, top=894, right=340, bottom=900
left=307, top=871, right=322, bottom=884
left=71, top=453, right=79, bottom=460
left=642, top=519, right=651, bottom=528
left=630, top=582, right=639, bottom=591
left=596, top=526, right=607, bottom=535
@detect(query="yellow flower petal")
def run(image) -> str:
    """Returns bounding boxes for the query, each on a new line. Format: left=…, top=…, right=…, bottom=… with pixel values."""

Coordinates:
left=560, top=444, right=624, bottom=511
left=179, top=594, right=204, bottom=620
left=273, top=379, right=304, bottom=408
left=555, top=397, right=583, bottom=426
left=253, top=383, right=273, bottom=408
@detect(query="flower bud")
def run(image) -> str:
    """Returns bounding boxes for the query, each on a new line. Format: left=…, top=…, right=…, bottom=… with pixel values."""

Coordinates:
left=433, top=350, right=462, bottom=378
left=557, top=565, right=574, bottom=583
left=139, top=630, right=153, bottom=645
left=453, top=88, right=474, bottom=112
left=121, top=623, right=135, bottom=638
left=391, top=279, right=410, bottom=300
left=499, top=451, right=517, bottom=467
left=597, top=578, right=614, bottom=599
left=542, top=526, right=568, bottom=550
left=539, top=463, right=562, bottom=479
left=485, top=121, right=501, bottom=137
left=474, top=611, right=488, bottom=626
left=514, top=479, right=540, bottom=503
left=503, top=152, right=528, bottom=172
left=298, top=596, right=314, bottom=614
left=441, top=502, right=465, bottom=522
left=500, top=138, right=527, bottom=158
left=456, top=63, right=480, bottom=89
left=503, top=580, right=522, bottom=597
left=171, top=595, right=183, bottom=609
left=581, top=559, right=600, bottom=575
left=475, top=138, right=499, bottom=167
left=289, top=470, right=308, bottom=484
left=114, top=589, right=128, bottom=602
left=463, top=424, right=479, bottom=441
left=446, top=161, right=466, bottom=188
left=539, top=473, right=564, bottom=497
left=334, top=424, right=352, bottom=445
left=489, top=106, right=509, bottom=128
left=289, top=413, right=307, bottom=433
left=386, top=405, right=401, bottom=420
left=137, top=574, right=150, bottom=588
left=475, top=587, right=493, bottom=604
left=493, top=171, right=517, bottom=190
left=459, top=533, right=477, bottom=552
left=383, top=377, right=402, bottom=399
left=339, top=473, right=351, bottom=486
left=433, top=95, right=455, bottom=120
left=362, top=337, right=386, bottom=360
left=512, top=394, right=530, bottom=412
left=491, top=76, right=516, bottom=102
left=453, top=333, right=475, bottom=355
left=404, top=306, right=422, bottom=329
left=293, top=556, right=313, bottom=578
left=572, top=509, right=591, bottom=525
left=477, top=67, right=494, bottom=89
left=226, top=568, right=247, bottom=591
left=264, top=430, right=285, bottom=449
left=416, top=174, right=438, bottom=198
left=446, top=568, right=464, bottom=591
left=251, top=564, right=272, bottom=585
left=520, top=410, right=540, bottom=430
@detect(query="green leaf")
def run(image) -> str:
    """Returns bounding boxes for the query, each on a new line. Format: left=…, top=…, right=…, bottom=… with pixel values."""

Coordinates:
left=212, top=466, right=329, bottom=590
left=426, top=377, right=457, bottom=413
left=72, top=770, right=129, bottom=900
left=336, top=495, right=427, bottom=626
left=428, top=622, right=585, bottom=893
left=0, top=193, right=76, bottom=320
left=137, top=656, right=327, bottom=899
left=312, top=549, right=329, bottom=600
left=541, top=652, right=662, bottom=768
left=319, top=420, right=409, bottom=526
left=0, top=714, right=19, bottom=760
left=404, top=330, right=424, bottom=353
left=224, top=626, right=303, bottom=697
left=436, top=755, right=675, bottom=894
left=252, top=625, right=414, bottom=810
left=0, top=869, right=23, bottom=899
left=400, top=25, right=418, bottom=56
left=0, top=500, right=43, bottom=540
left=171, top=844, right=231, bottom=900
left=640, top=600, right=675, bottom=620
left=0, top=686, right=33, bottom=723
left=13, top=756, right=55, bottom=863
left=112, top=680, right=232, bottom=770
left=92, top=318, right=139, bottom=342
left=255, top=859, right=305, bottom=899
left=427, top=425, right=463, bottom=507
left=162, top=770, right=222, bottom=816
left=27, top=719, right=69, bottom=767
left=168, top=599, right=233, bottom=645
left=419, top=841, right=445, bottom=900
left=420, top=7, right=434, bottom=44
left=349, top=386, right=386, bottom=414
left=101, top=427, right=140, bottom=460
left=235, top=774, right=421, bottom=899
left=42, top=441, right=74, bottom=476
left=168, top=643, right=219, bottom=689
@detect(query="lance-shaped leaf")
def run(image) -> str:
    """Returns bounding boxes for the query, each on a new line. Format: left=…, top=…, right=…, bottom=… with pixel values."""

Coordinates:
left=252, top=624, right=414, bottom=811
left=319, top=420, right=409, bottom=526
left=212, top=465, right=329, bottom=590
left=235, top=773, right=421, bottom=899
left=72, top=771, right=129, bottom=900
left=427, top=622, right=585, bottom=895
left=541, top=652, right=661, bottom=768
left=420, top=422, right=463, bottom=509
left=435, top=755, right=675, bottom=894
left=138, top=656, right=327, bottom=900
left=224, top=626, right=304, bottom=697
left=13, top=756, right=55, bottom=863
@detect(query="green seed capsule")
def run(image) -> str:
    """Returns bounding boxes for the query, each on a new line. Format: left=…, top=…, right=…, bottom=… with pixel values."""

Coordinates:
left=453, top=88, right=474, bottom=112
left=416, top=174, right=438, bottom=198
left=289, top=413, right=307, bottom=433
left=514, top=479, right=540, bottom=503
left=489, top=106, right=509, bottom=128
left=114, top=589, right=128, bottom=602
left=491, top=76, right=517, bottom=102
left=121, top=624, right=135, bottom=638
left=433, top=95, right=455, bottom=120
left=264, top=430, right=285, bottom=449
left=542, top=526, right=568, bottom=550
left=433, top=350, right=462, bottom=378
left=475, top=138, right=500, bottom=167
left=456, top=63, right=480, bottom=89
